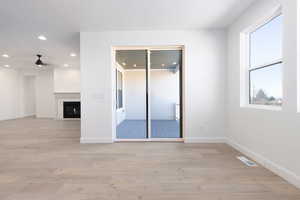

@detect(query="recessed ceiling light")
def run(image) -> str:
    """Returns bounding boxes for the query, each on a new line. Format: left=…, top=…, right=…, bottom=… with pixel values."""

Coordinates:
left=161, top=64, right=165, bottom=67
left=133, top=64, right=137, bottom=67
left=4, top=64, right=10, bottom=68
left=70, top=53, right=77, bottom=57
left=122, top=62, right=126, bottom=66
left=63, top=64, right=69, bottom=67
left=38, top=35, right=47, bottom=41
left=173, top=62, right=177, bottom=65
left=2, top=54, right=9, bottom=58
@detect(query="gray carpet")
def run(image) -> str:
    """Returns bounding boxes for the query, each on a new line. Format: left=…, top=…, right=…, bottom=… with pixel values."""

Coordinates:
left=117, top=120, right=180, bottom=139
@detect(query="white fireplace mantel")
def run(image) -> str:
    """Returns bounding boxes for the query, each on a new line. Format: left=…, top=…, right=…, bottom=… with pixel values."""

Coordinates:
left=54, top=92, right=80, bottom=120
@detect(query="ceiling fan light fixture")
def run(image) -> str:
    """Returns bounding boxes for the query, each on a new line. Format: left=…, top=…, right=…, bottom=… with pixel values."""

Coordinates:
left=35, top=60, right=43, bottom=65
left=35, top=54, right=44, bottom=66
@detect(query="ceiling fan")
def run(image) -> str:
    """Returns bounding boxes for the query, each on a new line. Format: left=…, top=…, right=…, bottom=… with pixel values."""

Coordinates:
left=35, top=54, right=50, bottom=67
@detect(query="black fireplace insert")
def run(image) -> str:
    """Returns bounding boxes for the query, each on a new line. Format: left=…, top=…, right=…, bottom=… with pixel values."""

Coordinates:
left=63, top=102, right=80, bottom=119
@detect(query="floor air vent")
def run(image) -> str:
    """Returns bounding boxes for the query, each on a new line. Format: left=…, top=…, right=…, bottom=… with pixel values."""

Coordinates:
left=237, top=156, right=257, bottom=167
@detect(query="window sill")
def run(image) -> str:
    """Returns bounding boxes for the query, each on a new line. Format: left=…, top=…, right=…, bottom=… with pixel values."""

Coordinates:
left=241, top=104, right=282, bottom=111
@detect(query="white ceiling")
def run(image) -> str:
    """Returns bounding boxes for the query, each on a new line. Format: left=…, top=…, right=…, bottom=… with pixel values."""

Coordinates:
left=0, top=0, right=256, bottom=69
left=81, top=0, right=257, bottom=31
left=0, top=1, right=80, bottom=69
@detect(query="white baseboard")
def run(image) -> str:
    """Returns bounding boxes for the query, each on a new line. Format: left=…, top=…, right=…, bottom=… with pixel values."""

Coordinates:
left=184, top=137, right=226, bottom=143
left=0, top=115, right=34, bottom=121
left=80, top=137, right=113, bottom=144
left=22, top=114, right=35, bottom=118
left=0, top=117, right=17, bottom=121
left=226, top=139, right=300, bottom=189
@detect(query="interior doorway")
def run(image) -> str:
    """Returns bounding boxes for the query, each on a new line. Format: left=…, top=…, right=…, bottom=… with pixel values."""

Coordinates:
left=113, top=46, right=184, bottom=141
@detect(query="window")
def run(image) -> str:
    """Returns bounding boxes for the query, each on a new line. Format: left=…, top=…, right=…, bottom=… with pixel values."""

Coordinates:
left=116, top=69, right=123, bottom=109
left=248, top=14, right=283, bottom=107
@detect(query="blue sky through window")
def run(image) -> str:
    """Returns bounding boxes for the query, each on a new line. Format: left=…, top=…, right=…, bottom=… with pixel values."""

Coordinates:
left=250, top=63, right=282, bottom=99
left=249, top=14, right=283, bottom=102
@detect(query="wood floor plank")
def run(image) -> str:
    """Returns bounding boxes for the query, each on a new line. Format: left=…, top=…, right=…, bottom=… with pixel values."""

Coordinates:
left=0, top=117, right=299, bottom=199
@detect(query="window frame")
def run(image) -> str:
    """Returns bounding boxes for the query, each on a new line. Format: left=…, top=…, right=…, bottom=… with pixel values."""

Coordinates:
left=240, top=6, right=283, bottom=110
left=116, top=68, right=124, bottom=110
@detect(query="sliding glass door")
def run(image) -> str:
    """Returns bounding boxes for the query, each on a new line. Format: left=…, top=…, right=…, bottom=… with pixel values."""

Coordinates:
left=115, top=50, right=148, bottom=139
left=115, top=48, right=182, bottom=140
left=150, top=50, right=182, bottom=138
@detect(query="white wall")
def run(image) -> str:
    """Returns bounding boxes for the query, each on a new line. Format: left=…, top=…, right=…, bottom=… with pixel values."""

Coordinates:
left=123, top=71, right=147, bottom=120
left=123, top=70, right=179, bottom=120
left=35, top=70, right=55, bottom=118
left=0, top=67, right=78, bottom=120
left=80, top=30, right=227, bottom=143
left=227, top=0, right=300, bottom=188
left=150, top=70, right=180, bottom=120
left=0, top=69, right=37, bottom=120
left=54, top=68, right=81, bottom=93
left=22, top=76, right=36, bottom=116
left=0, top=68, right=22, bottom=120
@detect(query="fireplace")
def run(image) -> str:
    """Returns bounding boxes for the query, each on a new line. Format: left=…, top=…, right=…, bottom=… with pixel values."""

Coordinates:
left=63, top=102, right=81, bottom=119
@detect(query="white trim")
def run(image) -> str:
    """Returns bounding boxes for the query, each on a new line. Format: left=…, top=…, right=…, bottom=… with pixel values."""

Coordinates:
left=21, top=114, right=36, bottom=118
left=243, top=5, right=282, bottom=34
left=116, top=62, right=125, bottom=72
left=240, top=32, right=250, bottom=107
left=182, top=46, right=186, bottom=140
left=112, top=46, right=183, bottom=51
left=240, top=6, right=283, bottom=110
left=111, top=48, right=117, bottom=141
left=0, top=115, right=36, bottom=121
left=184, top=137, right=226, bottom=143
left=242, top=104, right=282, bottom=111
left=298, top=0, right=300, bottom=113
left=226, top=139, right=300, bottom=189
left=80, top=137, right=113, bottom=144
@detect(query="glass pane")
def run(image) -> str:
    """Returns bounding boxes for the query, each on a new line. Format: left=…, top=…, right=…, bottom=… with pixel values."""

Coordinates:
left=150, top=50, right=182, bottom=138
left=250, top=63, right=282, bottom=106
left=116, top=50, right=147, bottom=139
left=250, top=15, right=282, bottom=67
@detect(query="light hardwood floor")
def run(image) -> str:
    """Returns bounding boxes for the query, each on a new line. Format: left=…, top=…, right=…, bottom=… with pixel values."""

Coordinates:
left=0, top=117, right=299, bottom=200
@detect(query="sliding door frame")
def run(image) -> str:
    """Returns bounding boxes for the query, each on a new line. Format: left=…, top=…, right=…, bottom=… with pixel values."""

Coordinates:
left=113, top=46, right=185, bottom=142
